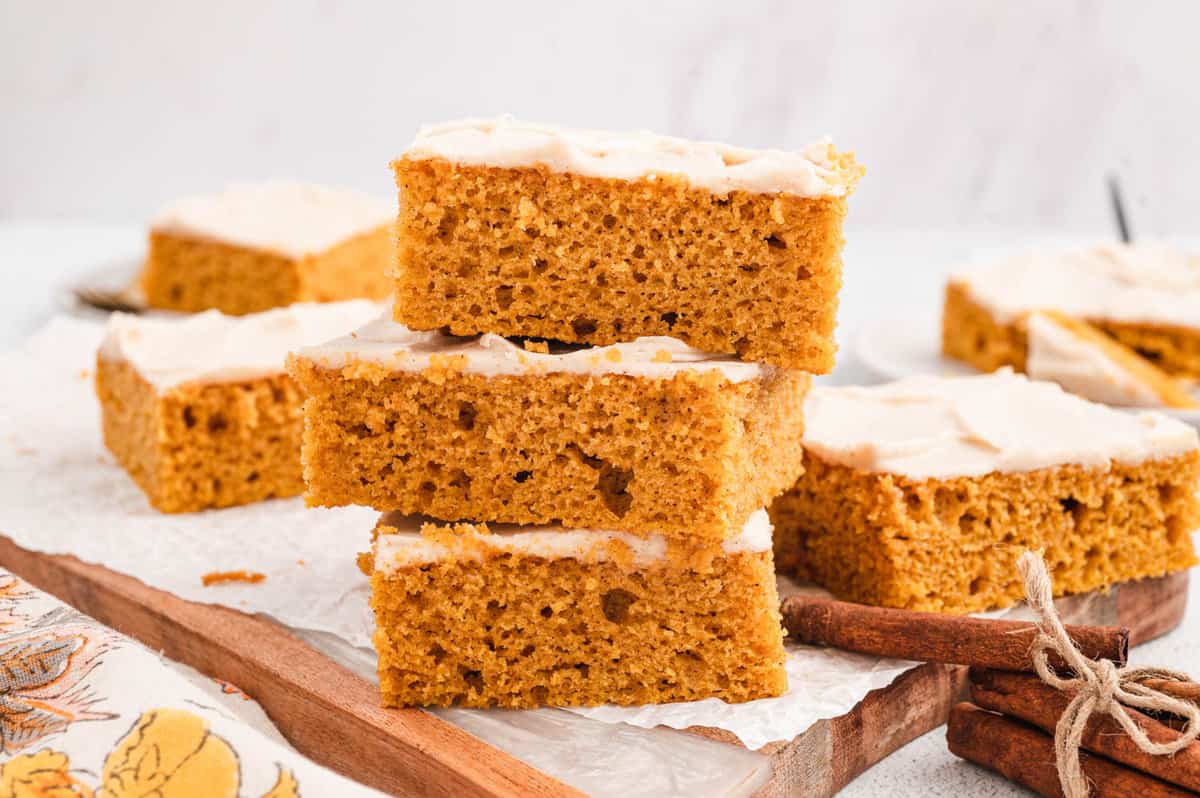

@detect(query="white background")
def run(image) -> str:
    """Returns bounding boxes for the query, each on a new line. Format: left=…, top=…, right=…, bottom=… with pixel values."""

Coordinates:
left=3, top=1, right=1199, bottom=235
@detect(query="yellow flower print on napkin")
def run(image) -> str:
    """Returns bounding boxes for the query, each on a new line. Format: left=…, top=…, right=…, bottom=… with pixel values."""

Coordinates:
left=0, top=710, right=299, bottom=798
left=100, top=709, right=240, bottom=798
left=99, top=709, right=298, bottom=798
left=260, top=768, right=299, bottom=798
left=0, top=749, right=93, bottom=798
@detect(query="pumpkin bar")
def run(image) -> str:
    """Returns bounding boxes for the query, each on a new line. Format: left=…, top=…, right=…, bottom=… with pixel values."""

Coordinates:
left=943, top=242, right=1200, bottom=380
left=364, top=509, right=787, bottom=708
left=391, top=117, right=862, bottom=372
left=288, top=311, right=809, bottom=542
left=1022, top=311, right=1198, bottom=408
left=770, top=370, right=1200, bottom=613
left=141, top=181, right=395, bottom=315
left=96, top=301, right=380, bottom=512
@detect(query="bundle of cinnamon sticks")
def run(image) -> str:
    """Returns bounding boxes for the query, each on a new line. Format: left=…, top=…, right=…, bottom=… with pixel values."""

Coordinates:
left=782, top=594, right=1200, bottom=797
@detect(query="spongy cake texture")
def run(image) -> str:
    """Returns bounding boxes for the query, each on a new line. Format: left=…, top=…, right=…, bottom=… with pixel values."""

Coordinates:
left=288, top=356, right=809, bottom=543
left=392, top=157, right=858, bottom=371
left=367, top=520, right=788, bottom=708
left=771, top=451, right=1200, bottom=613
left=95, top=357, right=307, bottom=512
left=142, top=226, right=393, bottom=315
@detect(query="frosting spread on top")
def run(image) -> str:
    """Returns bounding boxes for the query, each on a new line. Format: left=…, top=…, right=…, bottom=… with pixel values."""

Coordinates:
left=402, top=116, right=852, bottom=197
left=373, top=509, right=772, bottom=572
left=100, top=300, right=383, bottom=390
left=1025, top=312, right=1164, bottom=408
left=953, top=242, right=1200, bottom=328
left=295, top=311, right=769, bottom=383
left=151, top=181, right=394, bottom=258
left=801, top=370, right=1197, bottom=479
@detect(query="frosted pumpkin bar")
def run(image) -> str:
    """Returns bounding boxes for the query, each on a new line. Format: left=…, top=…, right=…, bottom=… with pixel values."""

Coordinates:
left=364, top=509, right=787, bottom=708
left=943, top=242, right=1200, bottom=379
left=391, top=117, right=862, bottom=372
left=141, top=181, right=394, bottom=315
left=1022, top=311, right=1197, bottom=409
left=770, top=370, right=1200, bottom=613
left=287, top=311, right=809, bottom=542
left=96, top=301, right=380, bottom=512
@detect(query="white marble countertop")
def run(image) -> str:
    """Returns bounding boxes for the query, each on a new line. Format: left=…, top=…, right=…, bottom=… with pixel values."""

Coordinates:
left=1, top=220, right=1196, bottom=797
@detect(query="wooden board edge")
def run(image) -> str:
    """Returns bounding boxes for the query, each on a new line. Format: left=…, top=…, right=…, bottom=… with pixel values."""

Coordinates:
left=1118, top=569, right=1189, bottom=645
left=725, top=663, right=967, bottom=798
left=0, top=536, right=583, bottom=798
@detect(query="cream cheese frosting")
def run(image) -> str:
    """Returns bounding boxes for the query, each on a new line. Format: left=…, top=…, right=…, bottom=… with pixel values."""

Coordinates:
left=100, top=300, right=383, bottom=391
left=953, top=242, right=1200, bottom=328
left=402, top=116, right=848, bottom=197
left=374, top=509, right=772, bottom=572
left=295, top=311, right=769, bottom=383
left=151, top=181, right=394, bottom=259
left=1025, top=312, right=1164, bottom=408
left=801, top=370, right=1197, bottom=480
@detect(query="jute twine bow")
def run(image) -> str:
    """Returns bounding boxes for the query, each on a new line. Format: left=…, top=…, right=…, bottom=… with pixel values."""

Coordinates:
left=1018, top=551, right=1200, bottom=798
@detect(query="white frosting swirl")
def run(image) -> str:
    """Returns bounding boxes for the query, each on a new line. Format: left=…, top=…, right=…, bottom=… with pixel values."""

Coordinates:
left=100, top=301, right=383, bottom=391
left=402, top=116, right=848, bottom=197
left=1025, top=313, right=1165, bottom=407
left=152, top=181, right=394, bottom=258
left=374, top=509, right=772, bottom=572
left=295, top=312, right=769, bottom=383
left=802, top=370, right=1197, bottom=480
left=954, top=242, right=1200, bottom=328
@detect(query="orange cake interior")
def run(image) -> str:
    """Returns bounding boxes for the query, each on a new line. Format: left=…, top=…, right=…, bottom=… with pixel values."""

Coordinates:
left=141, top=181, right=395, bottom=315
left=366, top=510, right=787, bottom=709
left=770, top=371, right=1200, bottom=613
left=391, top=118, right=863, bottom=371
left=288, top=311, right=809, bottom=543
left=95, top=301, right=379, bottom=513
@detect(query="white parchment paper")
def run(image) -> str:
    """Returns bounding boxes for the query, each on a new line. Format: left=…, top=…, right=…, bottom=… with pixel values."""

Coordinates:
left=0, top=316, right=916, bottom=769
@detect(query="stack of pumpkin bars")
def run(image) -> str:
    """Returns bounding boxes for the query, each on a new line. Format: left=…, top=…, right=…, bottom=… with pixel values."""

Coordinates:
left=288, top=118, right=863, bottom=708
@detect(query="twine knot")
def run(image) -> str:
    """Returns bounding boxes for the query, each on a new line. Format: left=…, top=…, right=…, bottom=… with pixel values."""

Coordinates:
left=1018, top=551, right=1200, bottom=798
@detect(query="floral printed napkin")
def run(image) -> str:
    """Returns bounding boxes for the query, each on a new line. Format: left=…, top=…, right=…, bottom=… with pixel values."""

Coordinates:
left=0, top=568, right=385, bottom=797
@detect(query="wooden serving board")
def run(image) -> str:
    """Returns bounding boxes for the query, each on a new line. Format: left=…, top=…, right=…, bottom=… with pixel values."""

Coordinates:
left=0, top=534, right=1188, bottom=798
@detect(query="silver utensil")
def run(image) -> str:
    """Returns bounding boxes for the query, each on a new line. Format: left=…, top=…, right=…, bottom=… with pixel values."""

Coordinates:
left=1108, top=175, right=1132, bottom=244
left=72, top=285, right=144, bottom=314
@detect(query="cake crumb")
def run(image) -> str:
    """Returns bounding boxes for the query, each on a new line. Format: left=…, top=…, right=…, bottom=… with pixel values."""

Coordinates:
left=770, top=198, right=786, bottom=224
left=652, top=350, right=673, bottom=363
left=523, top=340, right=550, bottom=354
left=604, top=348, right=622, bottom=363
left=202, top=570, right=266, bottom=587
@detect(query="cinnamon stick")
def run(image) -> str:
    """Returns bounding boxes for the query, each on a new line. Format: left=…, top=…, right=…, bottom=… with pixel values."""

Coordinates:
left=782, top=594, right=1128, bottom=672
left=969, top=668, right=1200, bottom=792
left=1145, top=679, right=1200, bottom=703
left=947, top=702, right=1194, bottom=798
